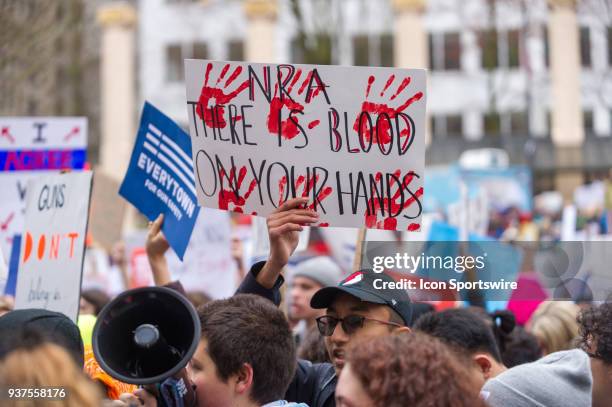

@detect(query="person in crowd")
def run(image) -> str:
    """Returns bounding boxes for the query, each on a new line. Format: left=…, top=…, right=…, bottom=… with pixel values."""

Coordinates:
left=527, top=300, right=580, bottom=355
left=289, top=256, right=341, bottom=344
left=235, top=197, right=413, bottom=407
left=336, top=332, right=486, bottom=407
left=577, top=302, right=612, bottom=407
left=185, top=290, right=212, bottom=309
left=122, top=294, right=308, bottom=407
left=501, top=326, right=542, bottom=368
left=482, top=302, right=612, bottom=407
left=0, top=308, right=84, bottom=367
left=80, top=288, right=111, bottom=316
left=145, top=198, right=412, bottom=407
left=409, top=302, right=435, bottom=324
left=298, top=325, right=331, bottom=364
left=467, top=307, right=516, bottom=357
left=414, top=308, right=508, bottom=388
left=0, top=295, right=13, bottom=317
left=0, top=328, right=102, bottom=407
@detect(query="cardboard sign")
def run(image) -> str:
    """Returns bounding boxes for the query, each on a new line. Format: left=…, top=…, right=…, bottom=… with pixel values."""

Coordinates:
left=185, top=60, right=426, bottom=231
left=251, top=215, right=310, bottom=260
left=90, top=172, right=126, bottom=250
left=120, top=103, right=201, bottom=259
left=0, top=117, right=87, bottom=260
left=14, top=172, right=93, bottom=322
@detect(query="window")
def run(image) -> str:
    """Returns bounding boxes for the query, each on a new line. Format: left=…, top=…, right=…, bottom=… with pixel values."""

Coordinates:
left=166, top=45, right=183, bottom=82
left=533, top=172, right=555, bottom=194
left=444, top=33, right=461, bottom=70
left=228, top=40, right=244, bottom=61
left=192, top=43, right=208, bottom=60
left=353, top=35, right=369, bottom=66
left=166, top=42, right=209, bottom=83
left=580, top=27, right=591, bottom=68
left=583, top=110, right=594, bottom=135
left=446, top=115, right=463, bottom=136
left=508, top=30, right=520, bottom=68
left=352, top=34, right=394, bottom=67
left=432, top=114, right=463, bottom=138
left=480, top=29, right=498, bottom=69
left=510, top=111, right=529, bottom=134
left=430, top=32, right=462, bottom=71
left=608, top=28, right=612, bottom=66
left=479, top=29, right=520, bottom=69
left=291, top=34, right=332, bottom=64
left=428, top=34, right=435, bottom=69
left=484, top=112, right=501, bottom=136
left=543, top=27, right=549, bottom=68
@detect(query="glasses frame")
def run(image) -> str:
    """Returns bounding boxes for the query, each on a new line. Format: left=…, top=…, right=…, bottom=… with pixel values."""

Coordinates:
left=315, top=314, right=403, bottom=337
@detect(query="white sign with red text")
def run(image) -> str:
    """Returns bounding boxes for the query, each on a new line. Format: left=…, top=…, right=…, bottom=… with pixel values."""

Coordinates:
left=0, top=117, right=87, bottom=260
left=14, top=172, right=93, bottom=322
left=185, top=61, right=425, bottom=231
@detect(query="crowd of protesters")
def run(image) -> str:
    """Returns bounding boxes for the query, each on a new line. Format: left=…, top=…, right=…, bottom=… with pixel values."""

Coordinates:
left=0, top=196, right=611, bottom=406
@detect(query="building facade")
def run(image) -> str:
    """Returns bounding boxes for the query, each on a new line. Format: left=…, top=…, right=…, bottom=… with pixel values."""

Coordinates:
left=135, top=0, right=612, bottom=196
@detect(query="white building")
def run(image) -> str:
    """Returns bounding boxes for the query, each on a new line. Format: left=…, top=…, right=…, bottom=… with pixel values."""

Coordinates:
left=132, top=0, right=612, bottom=194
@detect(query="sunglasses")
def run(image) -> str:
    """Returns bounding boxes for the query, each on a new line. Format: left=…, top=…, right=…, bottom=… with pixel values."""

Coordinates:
left=316, top=315, right=402, bottom=336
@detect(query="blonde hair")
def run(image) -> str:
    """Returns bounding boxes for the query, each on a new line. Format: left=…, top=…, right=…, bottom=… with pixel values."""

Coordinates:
left=527, top=301, right=580, bottom=355
left=0, top=342, right=102, bottom=407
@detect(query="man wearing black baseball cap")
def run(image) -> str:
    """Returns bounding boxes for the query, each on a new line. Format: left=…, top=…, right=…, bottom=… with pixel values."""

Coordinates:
left=237, top=197, right=412, bottom=407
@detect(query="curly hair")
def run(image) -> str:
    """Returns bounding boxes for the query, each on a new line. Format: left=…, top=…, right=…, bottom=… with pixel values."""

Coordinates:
left=578, top=302, right=612, bottom=364
left=346, top=332, right=486, bottom=407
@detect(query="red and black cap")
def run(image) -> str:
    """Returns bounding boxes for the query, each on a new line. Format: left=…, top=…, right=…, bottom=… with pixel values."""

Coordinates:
left=310, top=270, right=413, bottom=326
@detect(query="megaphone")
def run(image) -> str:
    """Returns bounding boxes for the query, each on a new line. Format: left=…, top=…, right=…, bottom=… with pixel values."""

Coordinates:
left=92, top=286, right=201, bottom=386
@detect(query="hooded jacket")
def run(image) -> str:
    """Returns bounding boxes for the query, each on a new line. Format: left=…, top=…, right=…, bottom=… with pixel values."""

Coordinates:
left=482, top=349, right=593, bottom=407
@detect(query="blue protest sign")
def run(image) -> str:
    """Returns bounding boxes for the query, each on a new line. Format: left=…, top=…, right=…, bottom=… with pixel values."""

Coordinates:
left=4, top=234, right=21, bottom=296
left=119, top=102, right=200, bottom=260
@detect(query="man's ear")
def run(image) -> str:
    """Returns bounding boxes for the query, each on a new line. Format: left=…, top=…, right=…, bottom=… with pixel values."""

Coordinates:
left=393, top=326, right=411, bottom=335
left=234, top=363, right=254, bottom=395
left=473, top=354, right=493, bottom=380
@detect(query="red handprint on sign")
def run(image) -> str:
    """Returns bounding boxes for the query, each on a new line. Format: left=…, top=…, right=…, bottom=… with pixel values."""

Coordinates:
left=1, top=127, right=15, bottom=144
left=267, top=68, right=323, bottom=141
left=196, top=63, right=250, bottom=129
left=364, top=170, right=423, bottom=231
left=218, top=166, right=258, bottom=214
left=64, top=127, right=80, bottom=142
left=1, top=213, right=14, bottom=231
left=278, top=172, right=332, bottom=224
left=352, top=75, right=423, bottom=149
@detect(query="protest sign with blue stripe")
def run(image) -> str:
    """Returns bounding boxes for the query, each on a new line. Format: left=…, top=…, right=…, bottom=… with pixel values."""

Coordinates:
left=119, top=102, right=200, bottom=260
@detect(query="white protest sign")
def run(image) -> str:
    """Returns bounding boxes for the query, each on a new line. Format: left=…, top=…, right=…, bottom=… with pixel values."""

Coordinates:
left=251, top=215, right=310, bottom=260
left=0, top=172, right=38, bottom=259
left=320, top=227, right=359, bottom=273
left=185, top=61, right=425, bottom=231
left=0, top=117, right=87, bottom=150
left=165, top=209, right=237, bottom=299
left=0, top=117, right=87, bottom=259
left=14, top=171, right=93, bottom=322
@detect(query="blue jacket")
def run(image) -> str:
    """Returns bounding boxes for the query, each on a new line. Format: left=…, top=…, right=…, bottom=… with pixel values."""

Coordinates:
left=236, top=262, right=337, bottom=407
